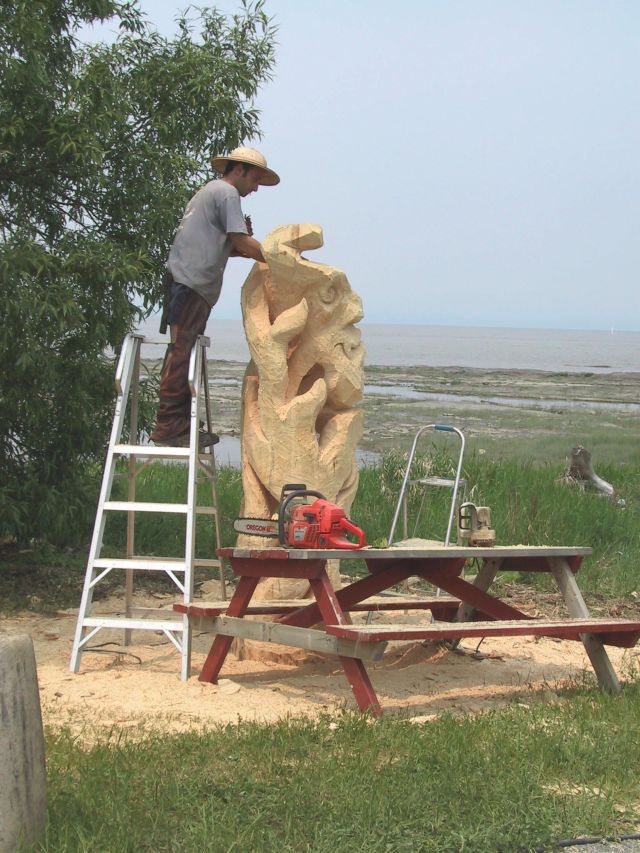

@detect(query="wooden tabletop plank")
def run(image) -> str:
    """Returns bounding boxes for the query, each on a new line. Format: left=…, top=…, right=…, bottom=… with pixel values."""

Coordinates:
left=218, top=545, right=592, bottom=561
left=174, top=595, right=461, bottom=617
left=325, top=618, right=640, bottom=643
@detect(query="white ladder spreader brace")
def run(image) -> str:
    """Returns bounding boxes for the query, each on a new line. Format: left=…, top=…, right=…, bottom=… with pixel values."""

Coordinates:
left=69, top=332, right=226, bottom=681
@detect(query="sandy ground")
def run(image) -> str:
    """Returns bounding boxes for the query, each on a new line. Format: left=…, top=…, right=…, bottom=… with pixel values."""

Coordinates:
left=3, top=591, right=638, bottom=737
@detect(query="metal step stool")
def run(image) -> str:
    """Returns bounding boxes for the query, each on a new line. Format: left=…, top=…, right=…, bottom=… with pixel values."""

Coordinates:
left=388, top=424, right=466, bottom=546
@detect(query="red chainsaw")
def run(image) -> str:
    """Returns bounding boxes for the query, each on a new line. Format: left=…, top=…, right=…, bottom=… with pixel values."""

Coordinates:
left=234, top=484, right=367, bottom=550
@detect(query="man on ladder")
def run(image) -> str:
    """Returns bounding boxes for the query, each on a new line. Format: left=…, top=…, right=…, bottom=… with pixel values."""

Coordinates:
left=150, top=146, right=280, bottom=448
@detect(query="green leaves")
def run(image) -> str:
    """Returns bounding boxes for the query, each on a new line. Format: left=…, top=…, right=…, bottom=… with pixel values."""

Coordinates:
left=1, top=0, right=276, bottom=544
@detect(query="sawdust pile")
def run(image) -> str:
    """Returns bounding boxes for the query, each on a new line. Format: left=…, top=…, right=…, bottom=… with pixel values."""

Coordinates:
left=2, top=591, right=637, bottom=740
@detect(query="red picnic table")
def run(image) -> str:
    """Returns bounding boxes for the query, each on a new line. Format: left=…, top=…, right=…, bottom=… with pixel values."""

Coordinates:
left=175, top=545, right=640, bottom=716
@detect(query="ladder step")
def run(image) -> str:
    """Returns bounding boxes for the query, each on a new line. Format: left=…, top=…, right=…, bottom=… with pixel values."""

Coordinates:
left=104, top=501, right=188, bottom=513
left=102, top=502, right=217, bottom=515
left=93, top=557, right=186, bottom=571
left=113, top=444, right=191, bottom=458
left=138, top=335, right=170, bottom=346
left=113, top=444, right=215, bottom=459
left=409, top=476, right=466, bottom=488
left=81, top=617, right=184, bottom=631
left=129, top=607, right=185, bottom=618
left=195, top=506, right=218, bottom=515
left=138, top=334, right=210, bottom=348
left=92, top=557, right=222, bottom=570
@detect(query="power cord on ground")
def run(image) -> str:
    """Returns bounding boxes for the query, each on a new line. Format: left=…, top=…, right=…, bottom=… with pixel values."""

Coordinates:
left=522, top=832, right=640, bottom=852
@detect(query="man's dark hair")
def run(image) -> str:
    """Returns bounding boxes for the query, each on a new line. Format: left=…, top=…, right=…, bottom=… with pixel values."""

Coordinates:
left=223, top=161, right=251, bottom=177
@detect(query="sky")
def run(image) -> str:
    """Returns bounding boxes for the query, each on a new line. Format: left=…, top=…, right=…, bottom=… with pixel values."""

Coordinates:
left=87, top=1, right=640, bottom=331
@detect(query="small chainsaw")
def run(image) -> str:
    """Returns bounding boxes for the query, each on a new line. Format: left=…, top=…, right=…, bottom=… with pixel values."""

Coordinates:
left=458, top=502, right=496, bottom=547
left=234, top=484, right=367, bottom=550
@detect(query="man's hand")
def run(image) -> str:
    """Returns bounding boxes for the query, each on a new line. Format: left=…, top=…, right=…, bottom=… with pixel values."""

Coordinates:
left=230, top=232, right=265, bottom=263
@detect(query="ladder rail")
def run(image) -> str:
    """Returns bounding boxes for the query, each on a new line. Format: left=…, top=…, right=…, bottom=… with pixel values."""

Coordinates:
left=71, top=334, right=143, bottom=672
left=114, top=332, right=144, bottom=396
left=180, top=337, right=205, bottom=681
left=201, top=353, right=227, bottom=599
left=125, top=340, right=142, bottom=642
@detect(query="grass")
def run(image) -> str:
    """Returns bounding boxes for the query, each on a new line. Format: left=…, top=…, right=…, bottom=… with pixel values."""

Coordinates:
left=40, top=680, right=640, bottom=852
left=353, top=451, right=640, bottom=598
left=2, top=452, right=639, bottom=611
left=101, top=462, right=244, bottom=557
left=362, top=401, right=640, bottom=467
left=3, top=391, right=638, bottom=851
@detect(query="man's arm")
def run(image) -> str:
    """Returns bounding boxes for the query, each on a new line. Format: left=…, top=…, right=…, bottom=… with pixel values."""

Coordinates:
left=229, top=232, right=265, bottom=263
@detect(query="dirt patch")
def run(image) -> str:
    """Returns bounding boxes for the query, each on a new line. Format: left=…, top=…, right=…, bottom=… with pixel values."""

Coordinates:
left=3, top=592, right=638, bottom=740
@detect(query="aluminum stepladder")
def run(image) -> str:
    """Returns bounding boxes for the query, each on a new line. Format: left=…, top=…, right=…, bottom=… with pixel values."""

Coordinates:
left=388, top=424, right=466, bottom=547
left=69, top=332, right=226, bottom=681
left=364, top=425, right=467, bottom=625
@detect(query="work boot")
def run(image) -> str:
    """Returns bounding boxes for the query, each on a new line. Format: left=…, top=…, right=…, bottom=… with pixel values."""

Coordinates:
left=154, top=430, right=220, bottom=449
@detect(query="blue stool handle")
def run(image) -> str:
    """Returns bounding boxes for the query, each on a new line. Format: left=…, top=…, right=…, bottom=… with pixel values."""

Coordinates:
left=434, top=424, right=455, bottom=432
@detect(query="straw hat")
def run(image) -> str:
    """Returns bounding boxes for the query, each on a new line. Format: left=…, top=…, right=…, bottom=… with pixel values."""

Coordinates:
left=211, top=146, right=280, bottom=186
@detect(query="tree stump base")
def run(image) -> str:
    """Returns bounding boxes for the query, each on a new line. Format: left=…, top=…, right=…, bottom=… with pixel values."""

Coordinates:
left=560, top=445, right=619, bottom=501
left=232, top=638, right=322, bottom=666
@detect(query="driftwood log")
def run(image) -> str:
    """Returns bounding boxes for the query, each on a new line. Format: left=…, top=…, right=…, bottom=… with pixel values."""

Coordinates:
left=561, top=446, right=623, bottom=504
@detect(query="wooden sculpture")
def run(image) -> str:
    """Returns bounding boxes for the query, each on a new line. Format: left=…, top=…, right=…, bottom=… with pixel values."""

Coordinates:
left=238, top=223, right=365, bottom=600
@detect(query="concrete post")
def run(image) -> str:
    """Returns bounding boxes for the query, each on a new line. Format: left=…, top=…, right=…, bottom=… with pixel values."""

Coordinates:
left=0, top=635, right=47, bottom=852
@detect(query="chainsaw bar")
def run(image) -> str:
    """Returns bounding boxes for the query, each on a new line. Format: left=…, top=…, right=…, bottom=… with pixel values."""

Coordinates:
left=234, top=517, right=279, bottom=537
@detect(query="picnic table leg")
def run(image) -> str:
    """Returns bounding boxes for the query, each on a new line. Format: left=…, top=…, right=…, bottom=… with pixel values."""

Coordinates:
left=198, top=575, right=259, bottom=684
left=309, top=572, right=382, bottom=717
left=549, top=557, right=621, bottom=692
left=455, top=558, right=504, bottom=623
left=444, top=557, right=505, bottom=649
left=338, top=657, right=382, bottom=717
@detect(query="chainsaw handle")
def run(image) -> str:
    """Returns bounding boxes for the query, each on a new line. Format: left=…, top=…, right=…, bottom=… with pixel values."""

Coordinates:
left=458, top=502, right=476, bottom=531
left=278, top=488, right=326, bottom=545
left=330, top=517, right=367, bottom=549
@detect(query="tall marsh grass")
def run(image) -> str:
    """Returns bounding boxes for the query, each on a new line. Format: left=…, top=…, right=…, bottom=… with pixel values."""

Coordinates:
left=356, top=451, right=640, bottom=597
left=103, top=450, right=640, bottom=599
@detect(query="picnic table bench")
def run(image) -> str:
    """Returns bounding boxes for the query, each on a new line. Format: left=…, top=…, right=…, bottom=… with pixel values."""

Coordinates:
left=175, top=545, right=640, bottom=716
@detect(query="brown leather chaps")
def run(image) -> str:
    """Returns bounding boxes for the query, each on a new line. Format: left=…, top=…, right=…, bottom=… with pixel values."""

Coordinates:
left=150, top=286, right=211, bottom=441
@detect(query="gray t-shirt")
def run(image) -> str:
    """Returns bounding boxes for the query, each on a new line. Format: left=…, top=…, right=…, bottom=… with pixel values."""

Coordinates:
left=167, top=179, right=248, bottom=307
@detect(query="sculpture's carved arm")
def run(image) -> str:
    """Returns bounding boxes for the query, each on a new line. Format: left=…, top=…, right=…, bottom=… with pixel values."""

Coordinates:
left=244, top=273, right=318, bottom=400
left=278, top=376, right=327, bottom=431
left=319, top=409, right=364, bottom=470
left=335, top=461, right=360, bottom=510
left=242, top=371, right=269, bottom=449
left=270, top=300, right=309, bottom=346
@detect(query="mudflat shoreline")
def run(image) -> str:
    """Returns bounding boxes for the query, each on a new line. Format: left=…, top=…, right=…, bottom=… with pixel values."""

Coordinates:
left=359, top=365, right=639, bottom=459
left=365, top=364, right=640, bottom=404
left=143, top=359, right=639, bottom=461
